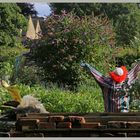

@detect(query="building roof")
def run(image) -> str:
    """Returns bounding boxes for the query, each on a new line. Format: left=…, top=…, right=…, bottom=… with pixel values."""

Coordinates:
left=23, top=15, right=43, bottom=39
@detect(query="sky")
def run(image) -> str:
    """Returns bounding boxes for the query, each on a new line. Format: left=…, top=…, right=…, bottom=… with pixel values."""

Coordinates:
left=33, top=3, right=52, bottom=17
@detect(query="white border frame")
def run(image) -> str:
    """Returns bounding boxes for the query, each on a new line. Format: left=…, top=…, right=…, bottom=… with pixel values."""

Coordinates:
left=0, top=0, right=140, bottom=139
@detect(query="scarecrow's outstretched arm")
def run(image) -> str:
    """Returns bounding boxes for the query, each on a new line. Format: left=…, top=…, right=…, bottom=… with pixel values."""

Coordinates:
left=81, top=63, right=112, bottom=88
left=127, top=60, right=140, bottom=85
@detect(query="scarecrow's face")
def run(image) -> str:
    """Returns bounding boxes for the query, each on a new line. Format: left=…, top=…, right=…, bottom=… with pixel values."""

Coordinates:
left=109, top=66, right=128, bottom=83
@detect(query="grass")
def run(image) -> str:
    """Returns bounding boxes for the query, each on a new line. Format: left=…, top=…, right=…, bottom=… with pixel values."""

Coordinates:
left=0, top=83, right=104, bottom=113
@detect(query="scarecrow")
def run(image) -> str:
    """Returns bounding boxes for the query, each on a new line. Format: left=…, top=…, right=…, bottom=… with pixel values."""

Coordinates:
left=81, top=60, right=140, bottom=112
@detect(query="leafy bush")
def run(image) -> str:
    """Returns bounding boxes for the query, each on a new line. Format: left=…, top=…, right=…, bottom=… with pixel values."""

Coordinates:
left=13, top=65, right=45, bottom=86
left=115, top=35, right=140, bottom=68
left=50, top=3, right=140, bottom=46
left=1, top=81, right=139, bottom=113
left=0, top=85, right=12, bottom=107
left=0, top=3, right=27, bottom=83
left=0, top=46, right=28, bottom=81
left=0, top=4, right=27, bottom=47
left=0, top=83, right=104, bottom=113
left=115, top=13, right=139, bottom=46
left=129, top=73, right=140, bottom=112
left=31, top=12, right=116, bottom=90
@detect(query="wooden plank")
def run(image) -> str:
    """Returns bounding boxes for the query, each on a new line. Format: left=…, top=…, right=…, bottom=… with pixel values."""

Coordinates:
left=17, top=119, right=40, bottom=125
left=10, top=132, right=25, bottom=137
left=24, top=133, right=44, bottom=137
left=25, top=112, right=140, bottom=117
left=86, top=112, right=140, bottom=116
left=16, top=114, right=27, bottom=120
left=48, top=116, right=64, bottom=122
left=84, top=116, right=140, bottom=122
left=22, top=128, right=140, bottom=133
left=16, top=119, right=40, bottom=131
left=18, top=113, right=140, bottom=123
left=127, top=122, right=140, bottom=129
left=107, top=121, right=127, bottom=128
left=66, top=116, right=86, bottom=124
left=38, top=122, right=56, bottom=129
left=8, top=112, right=140, bottom=137
left=0, top=132, right=10, bottom=137
left=17, top=114, right=140, bottom=123
left=57, top=122, right=72, bottom=128
left=18, top=117, right=48, bottom=122
left=81, top=122, right=100, bottom=128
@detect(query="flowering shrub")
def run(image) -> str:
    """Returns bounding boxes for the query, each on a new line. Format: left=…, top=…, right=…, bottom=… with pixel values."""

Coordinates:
left=31, top=12, right=116, bottom=90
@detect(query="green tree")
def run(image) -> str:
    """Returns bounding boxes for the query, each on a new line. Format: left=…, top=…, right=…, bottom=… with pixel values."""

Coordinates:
left=50, top=3, right=134, bottom=18
left=30, top=12, right=116, bottom=90
left=50, top=3, right=140, bottom=46
left=0, top=3, right=27, bottom=47
left=17, top=3, right=37, bottom=17
left=50, top=3, right=102, bottom=16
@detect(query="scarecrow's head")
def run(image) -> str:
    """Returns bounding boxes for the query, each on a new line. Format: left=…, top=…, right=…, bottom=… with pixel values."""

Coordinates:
left=109, top=66, right=128, bottom=83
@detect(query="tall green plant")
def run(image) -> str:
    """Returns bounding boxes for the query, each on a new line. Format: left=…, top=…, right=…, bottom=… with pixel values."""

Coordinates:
left=31, top=12, right=116, bottom=89
left=0, top=3, right=27, bottom=47
left=0, top=46, right=28, bottom=81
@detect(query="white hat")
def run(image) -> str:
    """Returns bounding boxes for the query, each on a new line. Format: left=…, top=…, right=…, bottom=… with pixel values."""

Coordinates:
left=114, top=67, right=124, bottom=76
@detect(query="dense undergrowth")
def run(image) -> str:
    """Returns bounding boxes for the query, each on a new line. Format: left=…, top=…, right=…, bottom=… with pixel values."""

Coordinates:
left=0, top=12, right=140, bottom=113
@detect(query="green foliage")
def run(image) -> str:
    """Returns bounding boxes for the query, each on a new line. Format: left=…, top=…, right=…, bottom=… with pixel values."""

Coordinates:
left=0, top=45, right=28, bottom=81
left=50, top=3, right=102, bottom=16
left=31, top=12, right=116, bottom=90
left=115, top=7, right=139, bottom=45
left=0, top=3, right=27, bottom=47
left=115, top=36, right=140, bottom=68
left=0, top=4, right=27, bottom=81
left=0, top=85, right=12, bottom=106
left=0, top=3, right=139, bottom=113
left=0, top=83, right=104, bottom=113
left=0, top=81, right=139, bottom=113
left=50, top=3, right=140, bottom=46
left=50, top=3, right=130, bottom=18
left=129, top=77, right=140, bottom=112
left=13, top=65, right=45, bottom=86
left=17, top=3, right=37, bottom=17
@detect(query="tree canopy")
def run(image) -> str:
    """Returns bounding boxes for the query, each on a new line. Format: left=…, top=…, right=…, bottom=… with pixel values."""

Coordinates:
left=30, top=12, right=116, bottom=89
left=50, top=3, right=140, bottom=46
left=17, top=3, right=37, bottom=17
left=0, top=3, right=27, bottom=47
